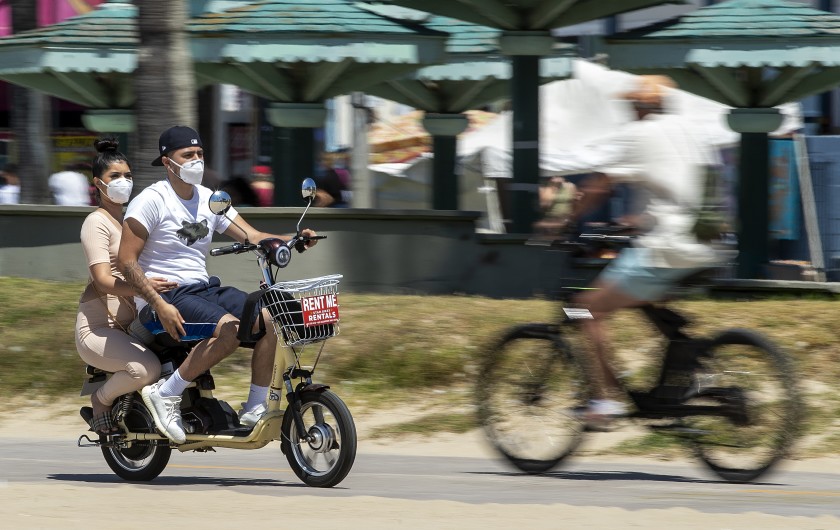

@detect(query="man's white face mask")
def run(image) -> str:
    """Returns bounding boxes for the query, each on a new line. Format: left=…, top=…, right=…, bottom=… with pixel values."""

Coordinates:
left=168, top=158, right=204, bottom=185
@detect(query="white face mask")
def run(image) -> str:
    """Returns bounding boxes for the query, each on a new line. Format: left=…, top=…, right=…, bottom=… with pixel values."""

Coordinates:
left=99, top=177, right=133, bottom=204
left=168, top=158, right=204, bottom=185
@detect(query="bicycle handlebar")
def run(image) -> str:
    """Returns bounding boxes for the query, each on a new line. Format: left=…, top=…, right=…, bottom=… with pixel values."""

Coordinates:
left=210, top=234, right=327, bottom=258
left=210, top=242, right=258, bottom=256
left=293, top=234, right=327, bottom=253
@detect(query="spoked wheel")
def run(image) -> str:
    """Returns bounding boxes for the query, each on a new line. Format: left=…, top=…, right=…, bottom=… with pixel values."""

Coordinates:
left=281, top=390, right=357, bottom=487
left=684, top=329, right=801, bottom=483
left=101, top=395, right=171, bottom=482
left=476, top=323, right=592, bottom=474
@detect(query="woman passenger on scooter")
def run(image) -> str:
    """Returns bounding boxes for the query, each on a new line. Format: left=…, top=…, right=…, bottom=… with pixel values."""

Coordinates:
left=75, top=138, right=177, bottom=434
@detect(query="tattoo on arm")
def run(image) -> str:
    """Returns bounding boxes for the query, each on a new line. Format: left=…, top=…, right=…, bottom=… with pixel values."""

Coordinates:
left=122, top=260, right=162, bottom=308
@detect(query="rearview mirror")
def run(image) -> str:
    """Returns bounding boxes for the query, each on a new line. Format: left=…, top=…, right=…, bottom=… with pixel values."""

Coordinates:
left=302, top=178, right=317, bottom=200
left=209, top=190, right=232, bottom=215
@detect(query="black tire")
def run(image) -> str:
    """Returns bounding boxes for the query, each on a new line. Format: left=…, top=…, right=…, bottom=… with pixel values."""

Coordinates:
left=281, top=390, right=357, bottom=487
left=476, top=323, right=591, bottom=474
left=101, top=395, right=171, bottom=482
left=684, top=329, right=801, bottom=483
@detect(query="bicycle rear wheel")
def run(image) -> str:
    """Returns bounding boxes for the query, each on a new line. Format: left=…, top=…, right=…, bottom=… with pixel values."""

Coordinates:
left=476, top=323, right=591, bottom=474
left=684, top=329, right=801, bottom=483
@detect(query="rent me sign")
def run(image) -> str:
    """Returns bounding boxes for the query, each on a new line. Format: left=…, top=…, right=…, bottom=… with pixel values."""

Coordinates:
left=300, top=293, right=339, bottom=327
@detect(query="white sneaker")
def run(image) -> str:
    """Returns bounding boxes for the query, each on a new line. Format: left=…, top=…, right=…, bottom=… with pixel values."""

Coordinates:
left=587, top=399, right=627, bottom=417
left=238, top=402, right=268, bottom=427
left=574, top=399, right=627, bottom=431
left=141, top=380, right=187, bottom=444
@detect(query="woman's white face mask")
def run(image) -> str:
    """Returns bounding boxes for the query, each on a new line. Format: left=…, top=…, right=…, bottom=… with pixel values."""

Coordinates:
left=98, top=177, right=133, bottom=204
left=168, top=158, right=204, bottom=185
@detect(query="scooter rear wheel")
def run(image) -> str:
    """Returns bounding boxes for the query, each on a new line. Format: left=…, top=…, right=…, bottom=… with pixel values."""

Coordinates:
left=281, top=390, right=356, bottom=487
left=101, top=395, right=171, bottom=482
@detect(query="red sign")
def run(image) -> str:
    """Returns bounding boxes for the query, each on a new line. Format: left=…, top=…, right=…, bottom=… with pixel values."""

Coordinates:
left=301, top=293, right=339, bottom=327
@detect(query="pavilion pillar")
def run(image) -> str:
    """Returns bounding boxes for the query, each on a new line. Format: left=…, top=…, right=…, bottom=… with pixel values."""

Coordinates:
left=422, top=113, right=468, bottom=210
left=726, top=107, right=784, bottom=279
left=499, top=32, right=554, bottom=233
left=265, top=102, right=326, bottom=207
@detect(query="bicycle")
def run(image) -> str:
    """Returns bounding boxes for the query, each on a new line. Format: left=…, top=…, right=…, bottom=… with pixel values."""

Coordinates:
left=475, top=232, right=802, bottom=483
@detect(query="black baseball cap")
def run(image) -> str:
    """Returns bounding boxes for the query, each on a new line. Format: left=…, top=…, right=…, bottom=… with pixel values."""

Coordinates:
left=151, top=125, right=203, bottom=166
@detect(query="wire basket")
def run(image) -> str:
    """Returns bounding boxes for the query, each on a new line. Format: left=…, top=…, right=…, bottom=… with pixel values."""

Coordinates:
left=261, top=274, right=342, bottom=346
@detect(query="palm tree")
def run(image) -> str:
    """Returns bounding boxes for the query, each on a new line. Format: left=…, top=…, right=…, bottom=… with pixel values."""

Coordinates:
left=8, top=0, right=50, bottom=204
left=134, top=0, right=196, bottom=191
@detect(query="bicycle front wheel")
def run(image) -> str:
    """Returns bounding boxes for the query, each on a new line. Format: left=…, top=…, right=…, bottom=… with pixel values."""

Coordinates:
left=476, top=323, right=591, bottom=474
left=684, top=329, right=801, bottom=483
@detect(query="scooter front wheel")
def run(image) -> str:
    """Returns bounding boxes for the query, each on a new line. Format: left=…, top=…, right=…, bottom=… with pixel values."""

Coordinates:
left=281, top=390, right=357, bottom=487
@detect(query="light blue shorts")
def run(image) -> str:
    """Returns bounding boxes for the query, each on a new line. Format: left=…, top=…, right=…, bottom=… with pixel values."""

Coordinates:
left=599, top=247, right=702, bottom=302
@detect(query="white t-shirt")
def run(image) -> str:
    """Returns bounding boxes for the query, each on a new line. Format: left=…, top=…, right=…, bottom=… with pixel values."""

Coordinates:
left=49, top=171, right=90, bottom=206
left=0, top=183, right=20, bottom=204
left=548, top=113, right=719, bottom=269
left=125, top=180, right=237, bottom=306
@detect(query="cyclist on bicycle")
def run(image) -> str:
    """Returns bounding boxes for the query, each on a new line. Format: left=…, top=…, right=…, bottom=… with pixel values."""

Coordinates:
left=552, top=75, right=723, bottom=426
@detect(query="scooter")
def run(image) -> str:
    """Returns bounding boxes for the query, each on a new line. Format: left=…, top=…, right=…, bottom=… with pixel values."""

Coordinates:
left=78, top=179, right=356, bottom=488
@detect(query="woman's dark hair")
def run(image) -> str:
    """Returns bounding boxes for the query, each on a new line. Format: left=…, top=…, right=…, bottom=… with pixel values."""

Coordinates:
left=92, top=137, right=130, bottom=179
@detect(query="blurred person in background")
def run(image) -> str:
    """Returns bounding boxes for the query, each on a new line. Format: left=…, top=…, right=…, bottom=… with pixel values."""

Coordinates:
left=0, top=163, right=20, bottom=204
left=250, top=165, right=273, bottom=207
left=221, top=175, right=258, bottom=207
left=314, top=150, right=351, bottom=208
left=50, top=163, right=92, bottom=206
left=536, top=175, right=578, bottom=235
left=552, top=75, right=721, bottom=426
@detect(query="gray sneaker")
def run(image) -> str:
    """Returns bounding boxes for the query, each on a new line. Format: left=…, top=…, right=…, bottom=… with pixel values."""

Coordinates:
left=238, top=402, right=268, bottom=427
left=141, top=380, right=187, bottom=444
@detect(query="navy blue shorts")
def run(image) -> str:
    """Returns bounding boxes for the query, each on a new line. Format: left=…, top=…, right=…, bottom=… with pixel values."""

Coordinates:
left=160, top=276, right=247, bottom=325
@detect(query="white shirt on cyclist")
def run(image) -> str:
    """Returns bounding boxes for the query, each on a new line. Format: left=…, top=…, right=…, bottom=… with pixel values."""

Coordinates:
left=549, top=112, right=719, bottom=270
left=125, top=179, right=237, bottom=308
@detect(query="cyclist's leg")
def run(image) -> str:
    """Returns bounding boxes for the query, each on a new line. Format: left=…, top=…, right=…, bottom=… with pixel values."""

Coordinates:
left=572, top=247, right=665, bottom=413
left=574, top=280, right=643, bottom=399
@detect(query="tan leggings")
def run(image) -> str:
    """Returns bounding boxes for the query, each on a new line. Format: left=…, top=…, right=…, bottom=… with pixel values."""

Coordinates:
left=76, top=301, right=161, bottom=406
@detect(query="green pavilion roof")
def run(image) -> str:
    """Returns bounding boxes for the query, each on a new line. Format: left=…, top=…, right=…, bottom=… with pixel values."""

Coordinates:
left=188, top=0, right=450, bottom=101
left=0, top=1, right=136, bottom=49
left=0, top=1, right=137, bottom=75
left=617, top=0, right=840, bottom=39
left=359, top=5, right=573, bottom=111
left=0, top=1, right=137, bottom=107
left=609, top=0, right=840, bottom=70
left=365, top=1, right=681, bottom=31
left=606, top=0, right=840, bottom=107
left=189, top=0, right=448, bottom=64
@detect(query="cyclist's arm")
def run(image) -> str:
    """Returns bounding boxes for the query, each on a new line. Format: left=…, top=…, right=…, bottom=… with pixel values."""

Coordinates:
left=569, top=172, right=612, bottom=224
